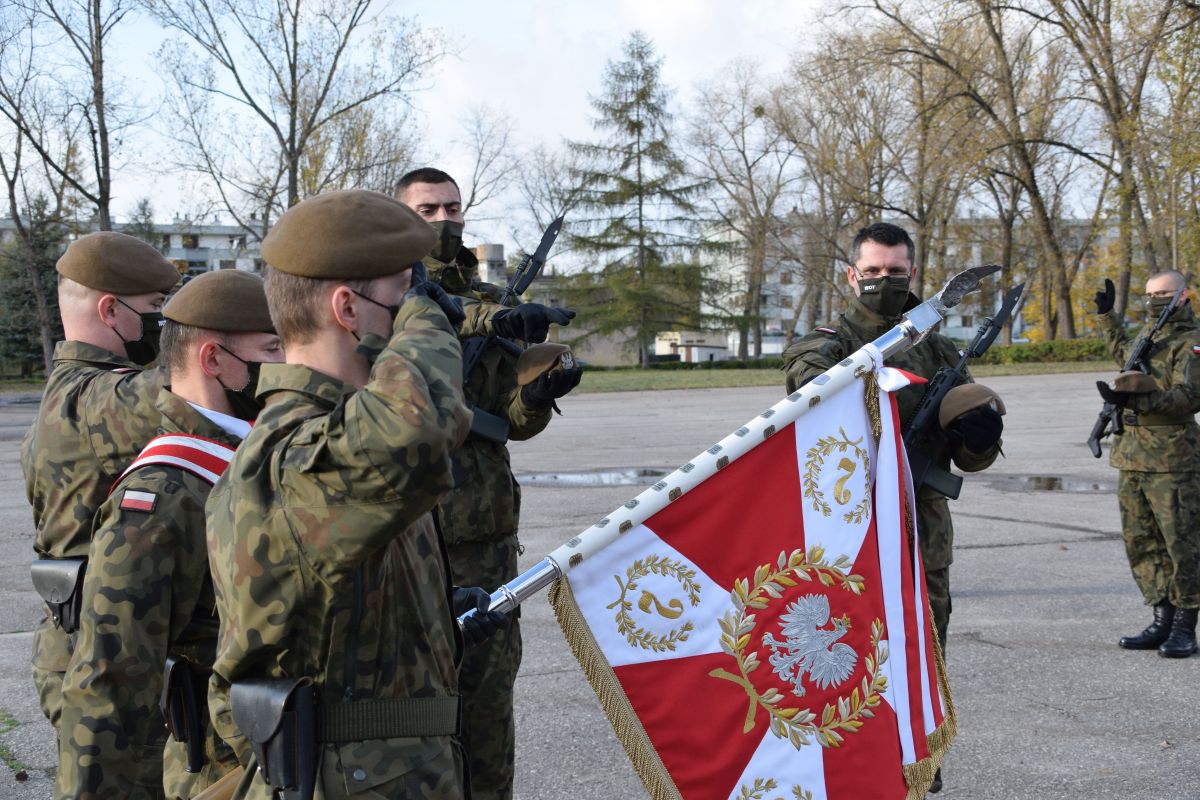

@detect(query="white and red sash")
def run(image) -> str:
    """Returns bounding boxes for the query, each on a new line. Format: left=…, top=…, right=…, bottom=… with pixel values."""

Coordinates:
left=114, top=434, right=237, bottom=489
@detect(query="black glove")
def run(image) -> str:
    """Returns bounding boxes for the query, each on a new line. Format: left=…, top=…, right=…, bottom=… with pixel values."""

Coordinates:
left=406, top=281, right=465, bottom=330
left=1094, top=278, right=1115, bottom=315
left=492, top=304, right=576, bottom=344
left=1096, top=380, right=1131, bottom=407
left=948, top=405, right=1004, bottom=452
left=453, top=586, right=510, bottom=647
left=521, top=367, right=583, bottom=410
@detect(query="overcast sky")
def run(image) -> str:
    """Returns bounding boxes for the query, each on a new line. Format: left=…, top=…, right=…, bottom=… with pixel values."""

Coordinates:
left=110, top=0, right=824, bottom=250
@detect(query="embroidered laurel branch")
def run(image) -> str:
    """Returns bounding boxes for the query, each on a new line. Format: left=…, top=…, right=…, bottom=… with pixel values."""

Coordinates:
left=607, top=555, right=701, bottom=652
left=802, top=428, right=871, bottom=522
left=736, top=778, right=813, bottom=800
left=711, top=547, right=885, bottom=750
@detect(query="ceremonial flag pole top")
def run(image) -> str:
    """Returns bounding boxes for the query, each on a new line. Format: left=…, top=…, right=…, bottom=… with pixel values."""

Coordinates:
left=462, top=264, right=1002, bottom=622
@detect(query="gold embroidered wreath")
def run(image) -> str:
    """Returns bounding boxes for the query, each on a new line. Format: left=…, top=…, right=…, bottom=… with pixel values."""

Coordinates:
left=607, top=555, right=702, bottom=652
left=802, top=427, right=872, bottom=524
left=710, top=547, right=888, bottom=749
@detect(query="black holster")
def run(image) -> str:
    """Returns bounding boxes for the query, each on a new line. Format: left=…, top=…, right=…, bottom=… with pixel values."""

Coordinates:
left=30, top=559, right=86, bottom=633
left=230, top=678, right=316, bottom=800
left=160, top=656, right=209, bottom=773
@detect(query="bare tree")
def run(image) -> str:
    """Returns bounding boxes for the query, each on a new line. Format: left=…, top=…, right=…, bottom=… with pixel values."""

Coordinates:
left=511, top=143, right=586, bottom=257
left=144, top=0, right=444, bottom=237
left=455, top=105, right=518, bottom=221
left=0, top=0, right=136, bottom=231
left=690, top=59, right=801, bottom=358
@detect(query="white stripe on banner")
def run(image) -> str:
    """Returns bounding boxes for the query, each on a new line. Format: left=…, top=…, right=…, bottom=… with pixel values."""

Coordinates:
left=727, top=722, right=828, bottom=800
left=148, top=435, right=236, bottom=460
left=791, top=385, right=877, bottom=567
left=567, top=523, right=732, bottom=668
left=874, top=379, right=916, bottom=765
left=906, top=449, right=938, bottom=736
left=123, top=454, right=222, bottom=485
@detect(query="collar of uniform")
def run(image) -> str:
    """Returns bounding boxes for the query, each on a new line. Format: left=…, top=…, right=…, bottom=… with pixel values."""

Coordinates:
left=424, top=247, right=479, bottom=293
left=255, top=362, right=353, bottom=410
left=52, top=340, right=142, bottom=370
left=154, top=386, right=245, bottom=449
left=1162, top=300, right=1198, bottom=331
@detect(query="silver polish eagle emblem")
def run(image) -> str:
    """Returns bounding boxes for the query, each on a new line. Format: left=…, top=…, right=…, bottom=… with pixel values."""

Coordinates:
left=762, top=593, right=858, bottom=696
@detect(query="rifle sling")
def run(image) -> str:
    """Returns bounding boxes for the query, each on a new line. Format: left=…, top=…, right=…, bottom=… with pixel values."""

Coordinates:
left=317, top=696, right=461, bottom=742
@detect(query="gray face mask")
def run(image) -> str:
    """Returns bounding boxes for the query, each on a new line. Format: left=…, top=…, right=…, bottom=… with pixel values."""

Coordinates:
left=857, top=276, right=911, bottom=317
left=1145, top=297, right=1177, bottom=318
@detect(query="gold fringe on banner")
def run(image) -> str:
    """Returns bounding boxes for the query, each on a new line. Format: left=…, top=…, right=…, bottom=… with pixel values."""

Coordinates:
left=902, top=614, right=959, bottom=799
left=549, top=577, right=683, bottom=800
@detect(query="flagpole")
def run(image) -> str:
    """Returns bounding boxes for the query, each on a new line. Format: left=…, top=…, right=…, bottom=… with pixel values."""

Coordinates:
left=465, top=265, right=1000, bottom=620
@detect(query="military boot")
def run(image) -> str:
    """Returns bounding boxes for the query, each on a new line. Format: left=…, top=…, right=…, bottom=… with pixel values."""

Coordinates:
left=1158, top=607, right=1198, bottom=659
left=927, top=767, right=943, bottom=793
left=1118, top=600, right=1175, bottom=650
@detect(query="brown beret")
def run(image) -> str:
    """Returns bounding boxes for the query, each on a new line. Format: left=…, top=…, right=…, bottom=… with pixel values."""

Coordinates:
left=1113, top=370, right=1156, bottom=394
left=56, top=231, right=180, bottom=294
left=261, top=190, right=437, bottom=279
left=516, top=343, right=575, bottom=386
left=939, top=383, right=1005, bottom=428
left=164, top=270, right=274, bottom=333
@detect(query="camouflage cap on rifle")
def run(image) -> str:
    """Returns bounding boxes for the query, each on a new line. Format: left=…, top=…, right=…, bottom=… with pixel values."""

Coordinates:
left=938, top=383, right=1005, bottom=428
left=163, top=270, right=274, bottom=333
left=1113, top=370, right=1157, bottom=394
left=56, top=231, right=180, bottom=294
left=516, top=342, right=576, bottom=386
left=261, top=189, right=437, bottom=280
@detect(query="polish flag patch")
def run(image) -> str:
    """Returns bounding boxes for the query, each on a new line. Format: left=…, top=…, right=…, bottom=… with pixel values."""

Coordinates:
left=1193, top=345, right=1200, bottom=355
left=119, top=490, right=157, bottom=513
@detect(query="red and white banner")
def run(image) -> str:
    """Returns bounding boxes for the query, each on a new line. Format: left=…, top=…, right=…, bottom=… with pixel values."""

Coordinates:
left=551, top=367, right=953, bottom=800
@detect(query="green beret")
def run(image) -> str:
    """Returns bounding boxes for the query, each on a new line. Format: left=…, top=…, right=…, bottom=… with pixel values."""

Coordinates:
left=1113, top=370, right=1156, bottom=394
left=938, top=383, right=1005, bottom=428
left=516, top=343, right=575, bottom=386
left=56, top=231, right=180, bottom=294
left=261, top=190, right=437, bottom=279
left=164, top=270, right=275, bottom=333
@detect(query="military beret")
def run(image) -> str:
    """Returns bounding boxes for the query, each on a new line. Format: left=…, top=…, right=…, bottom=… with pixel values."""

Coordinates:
left=938, top=383, right=1006, bottom=428
left=56, top=231, right=180, bottom=294
left=516, top=343, right=576, bottom=386
left=1113, top=370, right=1156, bottom=394
left=261, top=189, right=437, bottom=279
left=164, top=270, right=275, bottom=333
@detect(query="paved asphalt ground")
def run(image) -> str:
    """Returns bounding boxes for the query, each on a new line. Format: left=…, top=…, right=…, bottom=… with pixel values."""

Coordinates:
left=0, top=371, right=1196, bottom=799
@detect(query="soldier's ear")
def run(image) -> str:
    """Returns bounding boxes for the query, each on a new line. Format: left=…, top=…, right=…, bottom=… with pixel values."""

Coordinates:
left=197, top=339, right=223, bottom=379
left=329, top=285, right=360, bottom=335
left=96, top=293, right=119, bottom=323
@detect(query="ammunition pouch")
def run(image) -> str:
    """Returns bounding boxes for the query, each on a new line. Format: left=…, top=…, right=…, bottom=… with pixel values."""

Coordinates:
left=230, top=678, right=317, bottom=800
left=468, top=406, right=510, bottom=444
left=161, top=656, right=210, bottom=773
left=30, top=559, right=86, bottom=633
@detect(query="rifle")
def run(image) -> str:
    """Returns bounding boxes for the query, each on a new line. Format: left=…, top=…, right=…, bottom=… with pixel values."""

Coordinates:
left=1086, top=282, right=1186, bottom=458
left=902, top=279, right=1024, bottom=499
left=459, top=215, right=565, bottom=444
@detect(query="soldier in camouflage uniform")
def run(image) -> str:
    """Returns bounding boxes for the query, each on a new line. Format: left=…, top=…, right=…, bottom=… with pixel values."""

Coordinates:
left=398, top=168, right=582, bottom=800
left=23, top=232, right=180, bottom=734
left=783, top=223, right=1003, bottom=795
left=205, top=190, right=507, bottom=800
left=1094, top=271, right=1200, bottom=658
left=56, top=270, right=281, bottom=800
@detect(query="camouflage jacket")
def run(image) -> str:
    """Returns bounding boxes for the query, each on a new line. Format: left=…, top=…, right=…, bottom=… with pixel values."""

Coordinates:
left=428, top=250, right=553, bottom=548
left=1099, top=301, right=1200, bottom=472
left=205, top=295, right=471, bottom=799
left=783, top=294, right=1001, bottom=568
left=23, top=341, right=164, bottom=675
left=57, top=389, right=241, bottom=800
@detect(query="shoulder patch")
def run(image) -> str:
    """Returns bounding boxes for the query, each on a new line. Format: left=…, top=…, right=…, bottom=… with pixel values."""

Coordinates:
left=814, top=326, right=838, bottom=335
left=1193, top=345, right=1200, bottom=355
left=119, top=489, right=157, bottom=513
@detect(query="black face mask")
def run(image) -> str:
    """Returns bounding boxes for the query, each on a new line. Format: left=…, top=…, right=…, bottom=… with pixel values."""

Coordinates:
left=857, top=276, right=911, bottom=318
left=351, top=289, right=400, bottom=326
left=115, top=299, right=164, bottom=365
left=429, top=220, right=464, bottom=264
left=216, top=345, right=265, bottom=421
left=1145, top=297, right=1177, bottom=318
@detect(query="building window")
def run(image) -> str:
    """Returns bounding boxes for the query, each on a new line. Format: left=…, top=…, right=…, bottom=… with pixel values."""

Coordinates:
left=182, top=234, right=199, bottom=249
left=161, top=234, right=172, bottom=249
left=229, top=235, right=246, bottom=250
left=220, top=260, right=236, bottom=270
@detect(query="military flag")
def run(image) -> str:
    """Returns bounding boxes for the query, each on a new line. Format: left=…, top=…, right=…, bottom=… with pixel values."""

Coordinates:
left=549, top=364, right=953, bottom=799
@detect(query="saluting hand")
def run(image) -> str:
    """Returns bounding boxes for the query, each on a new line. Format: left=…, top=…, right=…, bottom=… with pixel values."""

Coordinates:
left=1094, top=278, right=1115, bottom=315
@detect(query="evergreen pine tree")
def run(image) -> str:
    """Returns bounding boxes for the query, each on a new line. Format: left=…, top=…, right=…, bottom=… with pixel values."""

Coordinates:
left=569, top=32, right=706, bottom=367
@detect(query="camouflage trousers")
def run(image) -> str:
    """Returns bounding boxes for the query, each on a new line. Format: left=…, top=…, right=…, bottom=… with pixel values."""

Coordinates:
left=448, top=536, right=522, bottom=800
left=917, top=495, right=955, bottom=656
left=1117, top=470, right=1200, bottom=608
left=32, top=616, right=70, bottom=730
left=163, top=728, right=240, bottom=800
